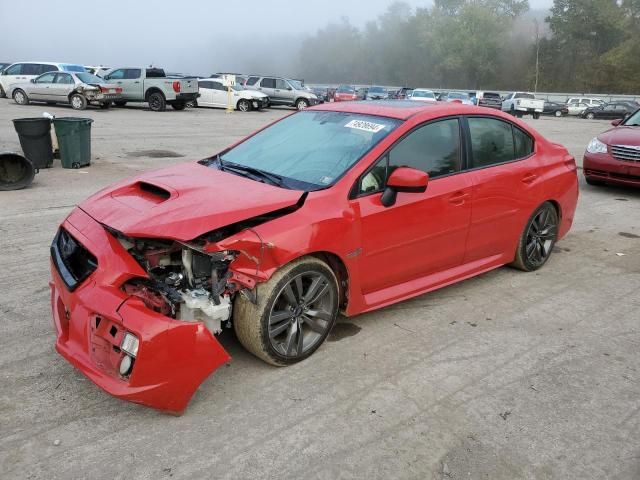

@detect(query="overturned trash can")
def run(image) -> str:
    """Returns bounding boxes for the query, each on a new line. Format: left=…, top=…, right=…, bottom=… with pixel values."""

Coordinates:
left=12, top=117, right=54, bottom=169
left=53, top=117, right=93, bottom=169
left=0, top=152, right=36, bottom=191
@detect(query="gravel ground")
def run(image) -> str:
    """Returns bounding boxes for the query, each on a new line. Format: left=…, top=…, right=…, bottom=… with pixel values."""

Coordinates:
left=0, top=101, right=638, bottom=480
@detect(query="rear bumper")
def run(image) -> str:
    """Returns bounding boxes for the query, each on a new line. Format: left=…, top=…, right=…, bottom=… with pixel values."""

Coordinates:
left=50, top=208, right=230, bottom=413
left=174, top=92, right=199, bottom=102
left=584, top=152, right=640, bottom=187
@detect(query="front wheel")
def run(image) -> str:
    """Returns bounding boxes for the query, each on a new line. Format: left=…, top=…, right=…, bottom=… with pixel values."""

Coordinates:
left=70, top=93, right=87, bottom=110
left=295, top=98, right=309, bottom=111
left=13, top=89, right=29, bottom=105
left=237, top=99, right=251, bottom=112
left=234, top=256, right=339, bottom=366
left=586, top=112, right=595, bottom=120
left=171, top=102, right=186, bottom=110
left=554, top=110, right=562, bottom=117
left=511, top=202, right=559, bottom=272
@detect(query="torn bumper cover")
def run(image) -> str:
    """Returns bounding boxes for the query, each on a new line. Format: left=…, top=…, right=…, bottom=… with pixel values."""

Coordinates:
left=50, top=208, right=230, bottom=413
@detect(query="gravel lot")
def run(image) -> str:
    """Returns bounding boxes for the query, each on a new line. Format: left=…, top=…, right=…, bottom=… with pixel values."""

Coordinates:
left=1, top=101, right=638, bottom=480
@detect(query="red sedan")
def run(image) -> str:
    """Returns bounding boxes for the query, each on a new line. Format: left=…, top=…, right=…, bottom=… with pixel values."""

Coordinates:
left=583, top=108, right=640, bottom=187
left=50, top=101, right=578, bottom=413
left=333, top=85, right=358, bottom=102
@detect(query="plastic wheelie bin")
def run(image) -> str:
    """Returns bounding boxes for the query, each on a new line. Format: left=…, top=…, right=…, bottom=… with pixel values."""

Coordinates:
left=12, top=118, right=54, bottom=169
left=53, top=117, right=94, bottom=169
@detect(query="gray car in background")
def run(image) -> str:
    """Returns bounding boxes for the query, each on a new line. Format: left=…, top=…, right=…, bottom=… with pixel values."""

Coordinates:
left=9, top=71, right=122, bottom=110
left=244, top=75, right=318, bottom=110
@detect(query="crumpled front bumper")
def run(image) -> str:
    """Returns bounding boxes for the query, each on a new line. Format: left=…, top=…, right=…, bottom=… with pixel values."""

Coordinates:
left=50, top=208, right=230, bottom=414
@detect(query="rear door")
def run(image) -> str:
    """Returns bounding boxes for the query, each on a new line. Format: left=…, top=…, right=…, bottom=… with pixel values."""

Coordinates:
left=50, top=73, right=75, bottom=103
left=258, top=77, right=277, bottom=103
left=463, top=116, right=541, bottom=264
left=197, top=80, right=214, bottom=106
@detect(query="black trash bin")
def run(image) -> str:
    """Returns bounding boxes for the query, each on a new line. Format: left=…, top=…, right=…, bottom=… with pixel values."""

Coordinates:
left=53, top=117, right=93, bottom=169
left=0, top=152, right=36, bottom=191
left=12, top=118, right=54, bottom=169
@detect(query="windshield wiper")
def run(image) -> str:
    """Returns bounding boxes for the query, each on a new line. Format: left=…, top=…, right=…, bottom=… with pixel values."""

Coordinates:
left=216, top=156, right=286, bottom=188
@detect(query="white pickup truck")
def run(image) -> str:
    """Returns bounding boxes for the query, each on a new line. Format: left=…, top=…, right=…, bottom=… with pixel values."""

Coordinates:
left=101, top=67, right=199, bottom=111
left=501, top=92, right=545, bottom=119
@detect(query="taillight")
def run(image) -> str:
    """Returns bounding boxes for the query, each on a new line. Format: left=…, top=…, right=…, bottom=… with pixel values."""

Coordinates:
left=99, top=86, right=107, bottom=93
left=172, top=81, right=181, bottom=93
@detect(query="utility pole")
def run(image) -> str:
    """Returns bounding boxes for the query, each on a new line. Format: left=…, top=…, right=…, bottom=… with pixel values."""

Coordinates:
left=534, top=18, right=540, bottom=93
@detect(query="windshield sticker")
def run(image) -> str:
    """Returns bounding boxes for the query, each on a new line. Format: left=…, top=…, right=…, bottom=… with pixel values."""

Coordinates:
left=319, top=176, right=333, bottom=184
left=345, top=119, right=386, bottom=133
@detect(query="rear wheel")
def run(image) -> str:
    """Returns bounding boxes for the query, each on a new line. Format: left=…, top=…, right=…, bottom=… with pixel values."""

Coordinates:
left=234, top=256, right=339, bottom=366
left=70, top=94, right=87, bottom=110
left=554, top=110, right=562, bottom=117
left=0, top=85, right=6, bottom=98
left=532, top=112, right=541, bottom=119
left=237, top=99, right=251, bottom=112
left=511, top=202, right=559, bottom=272
left=100, top=101, right=111, bottom=109
left=586, top=112, right=595, bottom=120
left=13, top=89, right=29, bottom=105
left=114, top=100, right=127, bottom=107
left=147, top=92, right=166, bottom=111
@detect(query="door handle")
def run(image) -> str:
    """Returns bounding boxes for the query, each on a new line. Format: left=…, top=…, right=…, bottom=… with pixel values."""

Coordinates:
left=448, top=192, right=470, bottom=205
left=134, top=81, right=140, bottom=84
left=522, top=173, right=538, bottom=184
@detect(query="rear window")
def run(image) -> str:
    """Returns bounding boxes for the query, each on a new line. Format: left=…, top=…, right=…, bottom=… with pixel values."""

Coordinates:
left=515, top=93, right=535, bottom=99
left=145, top=68, right=165, bottom=78
left=76, top=72, right=104, bottom=84
left=483, top=92, right=501, bottom=99
left=337, top=85, right=355, bottom=93
left=61, top=64, right=85, bottom=72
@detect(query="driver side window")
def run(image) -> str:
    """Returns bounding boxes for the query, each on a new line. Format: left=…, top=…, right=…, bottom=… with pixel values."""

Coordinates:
left=36, top=72, right=56, bottom=83
left=357, top=118, right=461, bottom=195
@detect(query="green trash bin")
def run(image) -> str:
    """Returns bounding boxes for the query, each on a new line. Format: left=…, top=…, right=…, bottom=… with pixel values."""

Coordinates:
left=53, top=117, right=93, bottom=169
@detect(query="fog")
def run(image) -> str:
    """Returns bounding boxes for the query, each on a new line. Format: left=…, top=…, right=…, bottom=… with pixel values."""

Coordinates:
left=0, top=0, right=552, bottom=78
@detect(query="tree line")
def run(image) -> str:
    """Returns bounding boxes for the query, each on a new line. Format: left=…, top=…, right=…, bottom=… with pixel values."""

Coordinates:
left=296, top=0, right=640, bottom=94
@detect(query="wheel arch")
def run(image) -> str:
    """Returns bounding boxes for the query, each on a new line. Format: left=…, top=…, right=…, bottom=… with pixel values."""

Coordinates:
left=309, top=251, right=350, bottom=310
left=145, top=87, right=165, bottom=101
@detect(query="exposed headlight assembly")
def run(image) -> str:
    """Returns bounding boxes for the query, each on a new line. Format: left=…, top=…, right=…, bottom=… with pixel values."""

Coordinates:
left=586, top=137, right=608, bottom=154
left=121, top=332, right=139, bottom=358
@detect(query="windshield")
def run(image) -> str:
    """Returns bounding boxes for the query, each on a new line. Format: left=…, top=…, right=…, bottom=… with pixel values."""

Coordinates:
left=219, top=111, right=401, bottom=190
left=231, top=84, right=244, bottom=91
left=289, top=80, right=304, bottom=90
left=76, top=72, right=104, bottom=84
left=412, top=90, right=434, bottom=98
left=623, top=109, right=640, bottom=126
left=369, top=87, right=385, bottom=93
left=448, top=92, right=469, bottom=99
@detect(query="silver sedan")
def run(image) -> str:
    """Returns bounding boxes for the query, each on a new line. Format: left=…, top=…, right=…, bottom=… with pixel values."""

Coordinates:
left=9, top=71, right=122, bottom=110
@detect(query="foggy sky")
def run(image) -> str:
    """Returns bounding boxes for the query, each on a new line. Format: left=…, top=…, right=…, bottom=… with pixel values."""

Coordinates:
left=0, top=0, right=553, bottom=77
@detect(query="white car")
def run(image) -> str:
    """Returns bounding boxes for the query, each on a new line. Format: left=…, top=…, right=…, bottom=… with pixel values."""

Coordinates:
left=408, top=89, right=437, bottom=103
left=0, top=62, right=85, bottom=98
left=195, top=78, right=269, bottom=111
left=566, top=97, right=604, bottom=116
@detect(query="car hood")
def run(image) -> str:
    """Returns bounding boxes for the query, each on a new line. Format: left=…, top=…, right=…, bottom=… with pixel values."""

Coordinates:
left=599, top=126, right=640, bottom=146
left=240, top=90, right=268, bottom=99
left=79, top=162, right=305, bottom=242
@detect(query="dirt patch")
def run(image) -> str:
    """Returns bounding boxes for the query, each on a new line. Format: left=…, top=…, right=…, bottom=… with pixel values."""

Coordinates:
left=619, top=232, right=639, bottom=239
left=127, top=150, right=184, bottom=158
left=328, top=322, right=361, bottom=342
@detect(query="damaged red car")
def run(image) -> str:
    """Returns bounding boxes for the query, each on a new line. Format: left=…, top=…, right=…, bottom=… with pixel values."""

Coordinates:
left=50, top=101, right=578, bottom=413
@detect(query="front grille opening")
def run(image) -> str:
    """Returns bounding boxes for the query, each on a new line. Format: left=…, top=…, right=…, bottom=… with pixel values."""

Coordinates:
left=95, top=316, right=102, bottom=328
left=109, top=326, right=117, bottom=337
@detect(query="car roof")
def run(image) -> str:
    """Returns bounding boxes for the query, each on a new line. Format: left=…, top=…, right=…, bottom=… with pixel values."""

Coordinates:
left=309, top=100, right=504, bottom=120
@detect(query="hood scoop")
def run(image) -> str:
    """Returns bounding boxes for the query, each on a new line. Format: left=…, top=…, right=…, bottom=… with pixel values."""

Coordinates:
left=110, top=181, right=174, bottom=211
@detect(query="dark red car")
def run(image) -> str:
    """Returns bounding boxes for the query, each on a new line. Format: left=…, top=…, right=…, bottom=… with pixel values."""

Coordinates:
left=50, top=101, right=578, bottom=413
left=333, top=85, right=358, bottom=102
left=583, top=108, right=640, bottom=187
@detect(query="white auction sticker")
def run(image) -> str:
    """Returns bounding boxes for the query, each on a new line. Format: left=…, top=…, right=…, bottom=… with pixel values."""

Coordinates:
left=345, top=119, right=386, bottom=133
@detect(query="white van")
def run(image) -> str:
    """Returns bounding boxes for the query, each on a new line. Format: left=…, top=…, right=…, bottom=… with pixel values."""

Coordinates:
left=0, top=62, right=85, bottom=97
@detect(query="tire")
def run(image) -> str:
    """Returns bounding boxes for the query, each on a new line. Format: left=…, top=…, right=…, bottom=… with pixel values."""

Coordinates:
left=295, top=98, right=309, bottom=111
left=114, top=100, right=127, bottom=107
left=186, top=99, right=197, bottom=108
left=237, top=99, right=251, bottom=112
left=585, top=177, right=604, bottom=186
left=586, top=112, right=595, bottom=120
left=0, top=85, right=6, bottom=98
left=147, top=92, right=166, bottom=112
left=511, top=202, right=559, bottom=272
left=554, top=110, right=562, bottom=117
left=13, top=89, right=29, bottom=105
left=532, top=112, right=541, bottom=119
left=70, top=93, right=87, bottom=110
left=171, top=102, right=186, bottom=111
left=234, top=256, right=339, bottom=366
left=100, top=101, right=111, bottom=109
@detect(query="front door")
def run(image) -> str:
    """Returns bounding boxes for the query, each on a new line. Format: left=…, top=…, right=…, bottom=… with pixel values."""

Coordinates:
left=351, top=118, right=472, bottom=294
left=28, top=72, right=57, bottom=101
